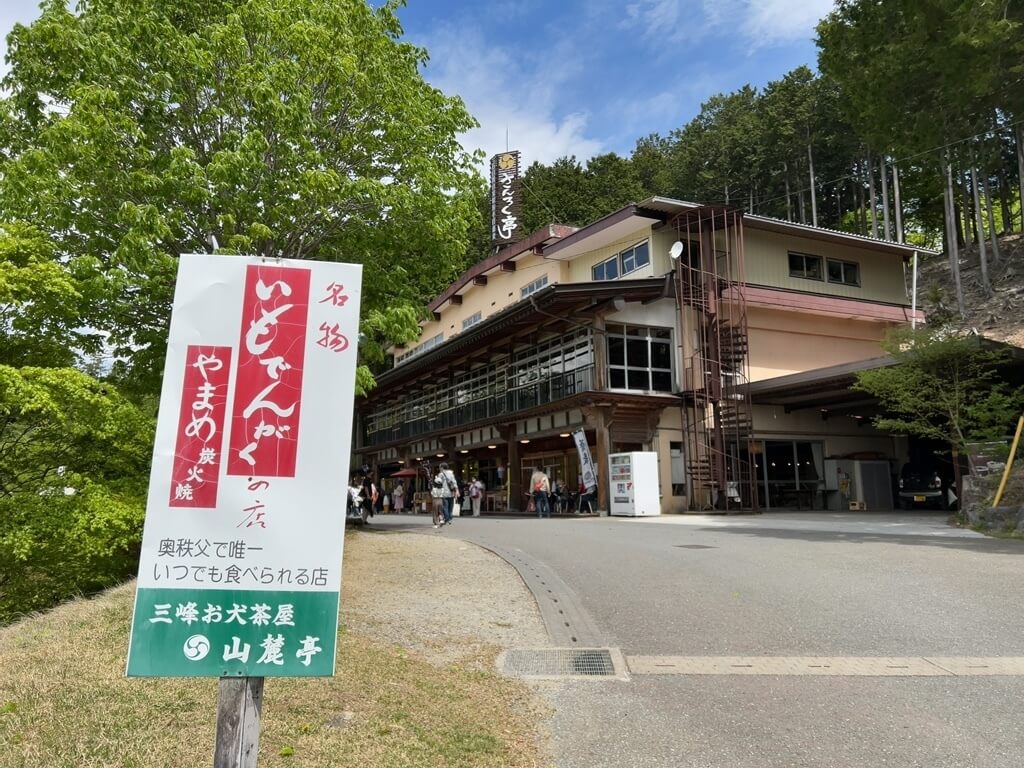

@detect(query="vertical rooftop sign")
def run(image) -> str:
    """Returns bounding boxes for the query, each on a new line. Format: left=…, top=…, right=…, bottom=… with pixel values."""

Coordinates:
left=491, top=150, right=522, bottom=245
left=127, top=254, right=362, bottom=677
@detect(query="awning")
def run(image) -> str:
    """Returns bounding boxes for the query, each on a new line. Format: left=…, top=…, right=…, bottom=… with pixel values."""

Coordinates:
left=388, top=468, right=419, bottom=478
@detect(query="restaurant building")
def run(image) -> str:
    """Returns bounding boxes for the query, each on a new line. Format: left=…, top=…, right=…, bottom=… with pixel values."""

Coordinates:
left=353, top=197, right=929, bottom=513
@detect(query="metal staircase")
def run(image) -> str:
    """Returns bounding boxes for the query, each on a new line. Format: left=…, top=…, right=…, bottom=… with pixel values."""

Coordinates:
left=671, top=206, right=759, bottom=512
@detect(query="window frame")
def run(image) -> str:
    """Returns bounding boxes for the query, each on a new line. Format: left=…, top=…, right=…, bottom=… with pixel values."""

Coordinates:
left=520, top=274, right=549, bottom=298
left=462, top=311, right=482, bottom=330
left=620, top=240, right=651, bottom=276
left=788, top=251, right=823, bottom=281
left=826, top=258, right=860, bottom=287
left=592, top=256, right=619, bottom=282
left=605, top=323, right=674, bottom=394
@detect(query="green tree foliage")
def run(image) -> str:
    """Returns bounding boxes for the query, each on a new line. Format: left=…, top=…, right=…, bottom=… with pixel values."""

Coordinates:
left=0, top=365, right=154, bottom=623
left=855, top=327, right=1024, bottom=453
left=0, top=221, right=155, bottom=621
left=518, top=153, right=645, bottom=233
left=0, top=0, right=483, bottom=394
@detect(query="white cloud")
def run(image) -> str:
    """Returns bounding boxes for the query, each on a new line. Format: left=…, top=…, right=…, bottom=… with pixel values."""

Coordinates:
left=621, top=0, right=834, bottom=48
left=416, top=24, right=603, bottom=170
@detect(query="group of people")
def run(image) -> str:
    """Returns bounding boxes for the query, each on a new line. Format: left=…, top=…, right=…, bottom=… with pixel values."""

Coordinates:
left=429, top=463, right=487, bottom=528
left=350, top=464, right=593, bottom=523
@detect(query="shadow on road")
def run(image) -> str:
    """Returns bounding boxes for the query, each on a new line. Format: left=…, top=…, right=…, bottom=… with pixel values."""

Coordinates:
left=704, top=526, right=1024, bottom=554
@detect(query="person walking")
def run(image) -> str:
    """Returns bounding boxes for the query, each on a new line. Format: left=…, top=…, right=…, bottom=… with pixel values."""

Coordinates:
left=392, top=480, right=405, bottom=514
left=361, top=473, right=378, bottom=522
left=469, top=475, right=485, bottom=516
left=438, top=462, right=459, bottom=525
left=530, top=466, right=551, bottom=518
left=430, top=467, right=445, bottom=528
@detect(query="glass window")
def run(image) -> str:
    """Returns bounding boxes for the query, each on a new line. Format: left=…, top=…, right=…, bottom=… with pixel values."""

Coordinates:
left=605, top=324, right=674, bottom=393
left=521, top=274, right=549, bottom=298
left=788, top=252, right=822, bottom=280
left=462, top=311, right=482, bottom=330
left=627, top=338, right=649, bottom=367
left=620, top=241, right=651, bottom=275
left=608, top=335, right=625, bottom=366
left=827, top=259, right=859, bottom=286
left=592, top=256, right=618, bottom=281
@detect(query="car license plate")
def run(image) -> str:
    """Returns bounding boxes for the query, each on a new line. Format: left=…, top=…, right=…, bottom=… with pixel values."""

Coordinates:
left=913, top=495, right=926, bottom=502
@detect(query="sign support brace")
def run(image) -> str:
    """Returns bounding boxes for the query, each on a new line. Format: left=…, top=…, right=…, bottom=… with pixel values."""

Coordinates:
left=214, top=676, right=264, bottom=768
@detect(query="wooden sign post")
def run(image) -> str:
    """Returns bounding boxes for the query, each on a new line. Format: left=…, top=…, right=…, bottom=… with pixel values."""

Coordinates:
left=124, top=254, right=363, bottom=766
left=214, top=676, right=265, bottom=768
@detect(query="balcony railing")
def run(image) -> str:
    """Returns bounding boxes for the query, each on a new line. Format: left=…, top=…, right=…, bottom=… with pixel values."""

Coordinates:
left=362, top=366, right=594, bottom=447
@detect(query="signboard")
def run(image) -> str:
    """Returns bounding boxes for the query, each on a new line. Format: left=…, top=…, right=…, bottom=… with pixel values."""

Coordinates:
left=490, top=150, right=522, bottom=245
left=127, top=254, right=362, bottom=677
left=573, top=428, right=597, bottom=493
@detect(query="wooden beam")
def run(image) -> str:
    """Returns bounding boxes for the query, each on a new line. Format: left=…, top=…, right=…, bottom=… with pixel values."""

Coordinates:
left=450, top=294, right=463, bottom=306
left=500, top=262, right=516, bottom=272
left=473, top=275, right=488, bottom=286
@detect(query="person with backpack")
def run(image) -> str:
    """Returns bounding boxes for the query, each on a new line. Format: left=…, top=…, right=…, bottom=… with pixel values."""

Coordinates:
left=530, top=466, right=551, bottom=518
left=438, top=462, right=459, bottom=525
left=430, top=467, right=445, bottom=528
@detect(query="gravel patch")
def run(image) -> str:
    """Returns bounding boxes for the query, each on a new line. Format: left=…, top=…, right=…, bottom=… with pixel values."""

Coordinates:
left=341, top=529, right=550, bottom=666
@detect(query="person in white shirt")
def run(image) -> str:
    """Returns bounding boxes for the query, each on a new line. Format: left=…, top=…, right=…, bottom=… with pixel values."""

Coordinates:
left=530, top=467, right=551, bottom=518
left=468, top=476, right=485, bottom=516
left=438, top=462, right=459, bottom=525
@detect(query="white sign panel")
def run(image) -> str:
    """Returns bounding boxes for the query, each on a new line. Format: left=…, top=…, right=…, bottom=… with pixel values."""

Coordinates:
left=127, top=254, right=361, bottom=677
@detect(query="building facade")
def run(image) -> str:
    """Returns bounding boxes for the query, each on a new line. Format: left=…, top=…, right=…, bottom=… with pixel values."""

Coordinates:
left=354, top=197, right=928, bottom=514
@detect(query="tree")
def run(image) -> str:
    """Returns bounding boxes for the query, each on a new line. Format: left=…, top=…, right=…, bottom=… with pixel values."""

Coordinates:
left=0, top=0, right=482, bottom=395
left=855, top=326, right=1024, bottom=499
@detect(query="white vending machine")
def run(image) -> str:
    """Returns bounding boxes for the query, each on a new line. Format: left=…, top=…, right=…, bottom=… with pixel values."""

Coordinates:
left=608, top=451, right=661, bottom=516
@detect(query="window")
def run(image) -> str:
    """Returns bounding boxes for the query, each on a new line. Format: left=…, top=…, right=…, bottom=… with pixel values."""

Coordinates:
left=395, top=333, right=443, bottom=364
left=827, top=259, right=860, bottom=286
left=788, top=252, right=822, bottom=281
left=592, top=256, right=619, bottom=282
left=462, top=311, right=482, bottom=330
left=606, top=324, right=674, bottom=393
left=620, top=241, right=650, bottom=275
left=592, top=240, right=650, bottom=281
left=521, top=274, right=549, bottom=298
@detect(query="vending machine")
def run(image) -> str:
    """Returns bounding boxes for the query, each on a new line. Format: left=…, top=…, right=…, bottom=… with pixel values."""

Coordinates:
left=608, top=452, right=661, bottom=516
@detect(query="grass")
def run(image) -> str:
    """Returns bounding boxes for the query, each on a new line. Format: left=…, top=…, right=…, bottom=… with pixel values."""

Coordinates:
left=0, top=582, right=548, bottom=768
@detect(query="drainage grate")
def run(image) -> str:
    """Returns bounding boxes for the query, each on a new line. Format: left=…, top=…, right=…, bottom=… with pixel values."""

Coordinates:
left=674, top=544, right=718, bottom=549
left=503, top=648, right=617, bottom=678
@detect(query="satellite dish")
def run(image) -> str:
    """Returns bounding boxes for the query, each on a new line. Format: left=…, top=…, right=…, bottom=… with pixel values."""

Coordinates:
left=669, top=241, right=684, bottom=261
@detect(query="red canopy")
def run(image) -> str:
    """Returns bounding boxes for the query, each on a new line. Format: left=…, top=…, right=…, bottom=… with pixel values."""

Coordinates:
left=388, top=468, right=419, bottom=478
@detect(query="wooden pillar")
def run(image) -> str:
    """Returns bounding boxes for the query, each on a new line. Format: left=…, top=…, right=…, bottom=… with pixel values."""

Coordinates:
left=586, top=405, right=613, bottom=514
left=499, top=425, right=522, bottom=512
left=592, top=314, right=607, bottom=390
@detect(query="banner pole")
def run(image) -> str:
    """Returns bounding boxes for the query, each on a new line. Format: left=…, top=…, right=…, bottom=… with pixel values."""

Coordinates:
left=214, top=676, right=264, bottom=768
left=992, top=415, right=1024, bottom=508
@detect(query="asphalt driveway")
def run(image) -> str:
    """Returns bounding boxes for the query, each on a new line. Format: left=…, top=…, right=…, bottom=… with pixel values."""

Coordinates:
left=372, top=512, right=1024, bottom=767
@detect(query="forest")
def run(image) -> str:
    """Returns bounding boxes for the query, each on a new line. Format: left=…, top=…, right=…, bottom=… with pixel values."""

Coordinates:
left=505, top=0, right=1024, bottom=318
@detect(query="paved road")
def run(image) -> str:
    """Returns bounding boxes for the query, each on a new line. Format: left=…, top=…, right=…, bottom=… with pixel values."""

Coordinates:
left=371, top=513, right=1024, bottom=767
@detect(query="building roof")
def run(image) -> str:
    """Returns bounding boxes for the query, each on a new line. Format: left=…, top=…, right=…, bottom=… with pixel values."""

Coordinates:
left=371, top=277, right=674, bottom=396
left=426, top=224, right=577, bottom=314
left=544, top=196, right=939, bottom=261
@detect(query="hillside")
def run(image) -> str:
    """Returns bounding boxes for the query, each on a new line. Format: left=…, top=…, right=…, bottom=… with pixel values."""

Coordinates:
left=919, top=232, right=1024, bottom=346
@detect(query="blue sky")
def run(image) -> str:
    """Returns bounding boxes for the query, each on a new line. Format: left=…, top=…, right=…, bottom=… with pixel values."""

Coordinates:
left=1, top=0, right=834, bottom=167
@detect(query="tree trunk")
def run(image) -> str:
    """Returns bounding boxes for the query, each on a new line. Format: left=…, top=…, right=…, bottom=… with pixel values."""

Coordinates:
left=867, top=151, right=879, bottom=238
left=945, top=159, right=966, bottom=316
left=1016, top=124, right=1024, bottom=232
left=724, top=182, right=730, bottom=205
left=999, top=171, right=1013, bottom=234
left=970, top=166, right=993, bottom=297
left=855, top=167, right=866, bottom=235
left=807, top=143, right=818, bottom=227
left=784, top=164, right=792, bottom=222
left=879, top=156, right=892, bottom=240
left=798, top=185, right=806, bottom=224
left=961, top=169, right=975, bottom=246
left=979, top=170, right=1003, bottom=265
left=892, top=162, right=904, bottom=243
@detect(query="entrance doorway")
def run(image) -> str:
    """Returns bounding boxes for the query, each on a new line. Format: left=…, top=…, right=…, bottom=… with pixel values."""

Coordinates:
left=758, top=440, right=825, bottom=510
